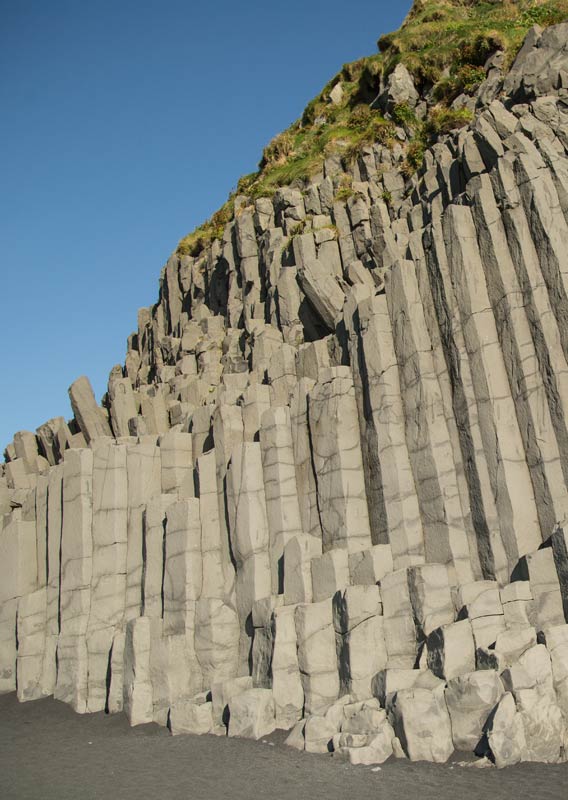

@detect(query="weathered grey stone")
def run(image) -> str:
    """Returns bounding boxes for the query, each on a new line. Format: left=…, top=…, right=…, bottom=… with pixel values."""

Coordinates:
left=142, top=494, right=177, bottom=618
left=290, top=379, right=322, bottom=542
left=407, top=564, right=454, bottom=639
left=494, top=627, right=537, bottom=667
left=445, top=671, right=505, bottom=751
left=382, top=615, right=418, bottom=671
left=150, top=623, right=198, bottom=726
left=86, top=442, right=128, bottom=712
left=386, top=262, right=472, bottom=582
left=13, top=430, right=40, bottom=472
left=108, top=377, right=138, bottom=438
left=283, top=533, right=321, bottom=605
left=125, top=441, right=161, bottom=620
left=4, top=458, right=36, bottom=490
left=36, top=417, right=71, bottom=466
left=524, top=548, right=565, bottom=629
left=268, top=345, right=297, bottom=407
left=35, top=474, right=48, bottom=589
left=348, top=544, right=393, bottom=586
left=334, top=585, right=387, bottom=701
left=197, top=450, right=234, bottom=600
left=444, top=204, right=543, bottom=569
left=195, top=598, right=239, bottom=688
left=123, top=617, right=153, bottom=726
left=457, top=581, right=501, bottom=618
left=241, top=384, right=271, bottom=443
left=5, top=26, right=568, bottom=769
left=348, top=293, right=425, bottom=569
left=295, top=599, right=340, bottom=715
left=504, top=23, right=568, bottom=102
left=297, top=258, right=345, bottom=331
left=427, top=620, right=476, bottom=681
left=378, top=63, right=419, bottom=111
left=269, top=604, right=304, bottom=729
left=140, top=386, right=170, bottom=435
left=311, top=550, right=350, bottom=603
left=44, top=464, right=63, bottom=690
left=189, top=405, right=214, bottom=465
left=304, top=714, right=336, bottom=754
left=211, top=675, right=252, bottom=728
left=227, top=688, right=275, bottom=739
left=69, top=376, right=112, bottom=443
left=55, top=449, right=93, bottom=712
left=295, top=341, right=331, bottom=383
left=372, top=668, right=443, bottom=707
left=515, top=684, right=565, bottom=763
left=170, top=696, right=213, bottom=735
left=469, top=173, right=568, bottom=538
left=259, top=407, right=303, bottom=594
left=388, top=687, right=454, bottom=763
left=163, top=499, right=202, bottom=635
left=308, top=370, right=372, bottom=553
left=485, top=692, right=526, bottom=768
left=285, top=719, right=306, bottom=750
left=235, top=210, right=258, bottom=259
left=339, top=722, right=395, bottom=765
left=227, top=442, right=271, bottom=673
left=159, top=430, right=194, bottom=497
left=16, top=588, right=47, bottom=702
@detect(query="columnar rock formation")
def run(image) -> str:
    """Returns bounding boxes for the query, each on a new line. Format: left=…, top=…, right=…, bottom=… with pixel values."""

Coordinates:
left=3, top=19, right=568, bottom=767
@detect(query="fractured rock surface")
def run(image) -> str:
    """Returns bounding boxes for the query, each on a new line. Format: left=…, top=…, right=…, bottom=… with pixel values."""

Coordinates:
left=3, top=21, right=568, bottom=769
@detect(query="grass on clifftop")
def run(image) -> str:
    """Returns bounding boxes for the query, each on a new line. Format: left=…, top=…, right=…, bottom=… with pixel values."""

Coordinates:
left=178, top=0, right=568, bottom=257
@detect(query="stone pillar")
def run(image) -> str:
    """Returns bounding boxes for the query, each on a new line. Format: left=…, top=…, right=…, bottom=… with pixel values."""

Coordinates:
left=123, top=617, right=153, bottom=726
left=0, top=518, right=37, bottom=693
left=55, top=449, right=93, bottom=712
left=142, top=494, right=177, bottom=619
left=290, top=379, right=322, bottom=542
left=422, top=218, right=509, bottom=583
left=241, top=384, right=271, bottom=443
left=16, top=588, right=47, bottom=702
left=295, top=599, right=339, bottom=715
left=163, top=499, right=203, bottom=634
left=355, top=292, right=426, bottom=568
left=271, top=604, right=304, bottom=729
left=444, top=205, right=542, bottom=568
left=159, top=430, right=194, bottom=497
left=333, top=585, right=386, bottom=701
left=197, top=450, right=234, bottom=600
left=45, top=464, right=64, bottom=695
left=386, top=261, right=473, bottom=584
left=68, top=376, right=112, bottom=443
left=108, top=376, right=138, bottom=438
left=125, top=440, right=161, bottom=620
left=308, top=368, right=372, bottom=553
left=35, top=475, right=48, bottom=589
left=195, top=598, right=240, bottom=689
left=259, top=407, right=303, bottom=594
left=470, top=175, right=568, bottom=535
left=86, top=442, right=128, bottom=712
left=227, top=442, right=271, bottom=674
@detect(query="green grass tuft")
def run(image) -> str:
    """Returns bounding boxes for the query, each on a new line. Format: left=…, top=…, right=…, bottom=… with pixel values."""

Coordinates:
left=177, top=0, right=568, bottom=256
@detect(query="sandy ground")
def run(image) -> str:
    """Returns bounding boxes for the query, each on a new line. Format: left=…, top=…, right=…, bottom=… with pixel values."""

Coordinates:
left=1, top=693, right=567, bottom=800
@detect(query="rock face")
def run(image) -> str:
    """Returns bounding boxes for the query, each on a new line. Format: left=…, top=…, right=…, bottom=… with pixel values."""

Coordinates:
left=2, top=20, right=568, bottom=768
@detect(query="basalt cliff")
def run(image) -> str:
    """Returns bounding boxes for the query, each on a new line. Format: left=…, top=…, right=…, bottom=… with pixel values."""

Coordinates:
left=3, top=2, right=568, bottom=767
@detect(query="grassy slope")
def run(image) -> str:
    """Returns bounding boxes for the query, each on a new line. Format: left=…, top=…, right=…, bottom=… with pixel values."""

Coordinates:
left=178, top=0, right=568, bottom=257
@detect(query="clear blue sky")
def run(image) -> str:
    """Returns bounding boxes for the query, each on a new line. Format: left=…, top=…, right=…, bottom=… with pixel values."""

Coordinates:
left=0, top=0, right=411, bottom=452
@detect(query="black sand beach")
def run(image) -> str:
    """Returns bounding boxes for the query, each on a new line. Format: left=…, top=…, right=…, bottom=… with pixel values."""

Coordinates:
left=0, top=693, right=566, bottom=800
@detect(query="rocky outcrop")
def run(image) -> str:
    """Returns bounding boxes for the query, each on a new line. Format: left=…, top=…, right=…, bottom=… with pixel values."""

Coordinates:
left=2, top=20, right=568, bottom=768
